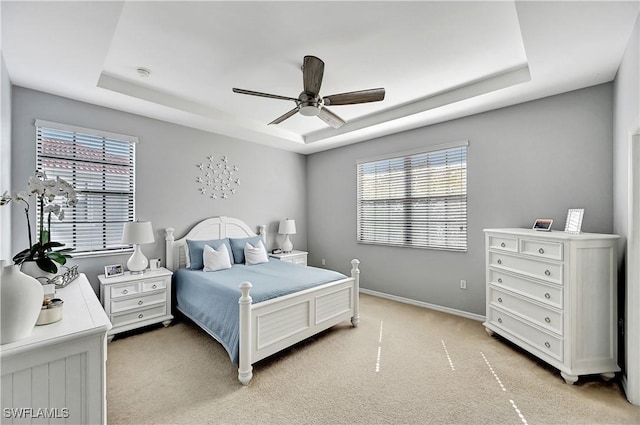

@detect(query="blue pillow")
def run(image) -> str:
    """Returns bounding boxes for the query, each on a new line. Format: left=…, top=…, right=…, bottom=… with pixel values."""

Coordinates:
left=229, top=236, right=264, bottom=264
left=186, top=238, right=233, bottom=270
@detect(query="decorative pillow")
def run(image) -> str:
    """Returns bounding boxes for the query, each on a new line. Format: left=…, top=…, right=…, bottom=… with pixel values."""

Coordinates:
left=186, top=238, right=233, bottom=270
left=203, top=243, right=232, bottom=272
left=244, top=240, right=269, bottom=265
left=229, top=235, right=263, bottom=264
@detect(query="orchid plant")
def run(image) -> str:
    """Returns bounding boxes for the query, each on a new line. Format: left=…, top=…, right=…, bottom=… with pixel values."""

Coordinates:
left=1, top=171, right=78, bottom=273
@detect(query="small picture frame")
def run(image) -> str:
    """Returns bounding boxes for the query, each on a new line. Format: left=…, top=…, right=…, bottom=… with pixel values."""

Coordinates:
left=533, top=219, right=553, bottom=231
left=104, top=264, right=124, bottom=278
left=564, top=208, right=584, bottom=234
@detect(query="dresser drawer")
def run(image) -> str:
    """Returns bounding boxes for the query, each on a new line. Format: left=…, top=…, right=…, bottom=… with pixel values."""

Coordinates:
left=489, top=286, right=563, bottom=334
left=142, top=279, right=167, bottom=292
left=487, top=235, right=518, bottom=252
left=487, top=307, right=563, bottom=361
left=489, top=270, right=563, bottom=309
left=110, top=282, right=140, bottom=298
left=519, top=238, right=563, bottom=261
left=489, top=251, right=563, bottom=285
left=111, top=304, right=167, bottom=327
left=110, top=292, right=167, bottom=314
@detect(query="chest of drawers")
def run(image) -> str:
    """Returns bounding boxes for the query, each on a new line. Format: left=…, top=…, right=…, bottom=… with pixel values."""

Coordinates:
left=99, top=268, right=173, bottom=341
left=483, top=228, right=620, bottom=384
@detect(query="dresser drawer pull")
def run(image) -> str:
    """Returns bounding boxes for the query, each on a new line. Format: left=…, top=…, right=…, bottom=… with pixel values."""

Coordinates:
left=545, top=341, right=551, bottom=348
left=500, top=242, right=506, bottom=247
left=497, top=259, right=502, bottom=265
left=122, top=289, right=128, bottom=295
left=545, top=293, right=551, bottom=299
left=539, top=248, right=545, bottom=254
left=497, top=317, right=502, bottom=323
left=497, top=297, right=503, bottom=303
left=138, top=313, right=144, bottom=319
left=497, top=278, right=503, bottom=283
left=545, top=270, right=551, bottom=276
left=138, top=300, right=143, bottom=305
left=152, top=284, right=157, bottom=289
left=545, top=317, right=551, bottom=323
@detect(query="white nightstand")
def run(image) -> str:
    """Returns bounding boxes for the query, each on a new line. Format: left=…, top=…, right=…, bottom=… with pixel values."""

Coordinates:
left=268, top=250, right=308, bottom=266
left=99, top=267, right=173, bottom=342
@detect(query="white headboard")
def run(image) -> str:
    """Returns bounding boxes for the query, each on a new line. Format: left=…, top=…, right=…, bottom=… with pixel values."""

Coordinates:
left=165, top=216, right=266, bottom=271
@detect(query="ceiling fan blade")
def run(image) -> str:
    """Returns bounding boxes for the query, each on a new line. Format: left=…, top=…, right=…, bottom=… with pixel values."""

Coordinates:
left=269, top=107, right=299, bottom=125
left=323, top=88, right=385, bottom=106
left=303, top=56, right=324, bottom=96
left=232, top=88, right=299, bottom=102
left=317, top=107, right=345, bottom=129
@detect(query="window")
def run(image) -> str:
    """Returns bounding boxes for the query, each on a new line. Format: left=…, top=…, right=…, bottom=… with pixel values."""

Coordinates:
left=35, top=120, right=137, bottom=255
left=357, top=140, right=468, bottom=251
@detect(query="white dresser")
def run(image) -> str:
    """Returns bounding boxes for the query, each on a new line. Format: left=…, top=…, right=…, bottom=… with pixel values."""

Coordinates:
left=483, top=228, right=620, bottom=384
left=1, top=274, right=111, bottom=424
left=99, top=267, right=173, bottom=342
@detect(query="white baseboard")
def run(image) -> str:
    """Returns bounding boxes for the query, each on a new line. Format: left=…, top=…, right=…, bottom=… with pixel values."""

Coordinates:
left=359, top=288, right=486, bottom=322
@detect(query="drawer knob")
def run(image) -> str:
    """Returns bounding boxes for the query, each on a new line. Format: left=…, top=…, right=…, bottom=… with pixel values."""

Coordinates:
left=497, top=278, right=503, bottom=284
left=123, top=289, right=128, bottom=295
left=497, top=318, right=502, bottom=323
left=544, top=293, right=551, bottom=299
left=152, top=284, right=157, bottom=289
left=545, top=317, right=551, bottom=323
left=538, top=248, right=545, bottom=254
left=138, top=300, right=143, bottom=305
left=138, top=314, right=144, bottom=319
left=497, top=297, right=503, bottom=303
left=497, top=259, right=502, bottom=265
left=545, top=342, right=551, bottom=348
left=500, top=242, right=506, bottom=248
left=545, top=270, right=551, bottom=276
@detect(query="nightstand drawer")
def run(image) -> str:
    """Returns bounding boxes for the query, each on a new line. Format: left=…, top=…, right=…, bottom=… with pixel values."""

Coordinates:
left=111, top=292, right=167, bottom=314
left=142, top=279, right=166, bottom=292
left=111, top=305, right=167, bottom=327
left=110, top=283, right=140, bottom=298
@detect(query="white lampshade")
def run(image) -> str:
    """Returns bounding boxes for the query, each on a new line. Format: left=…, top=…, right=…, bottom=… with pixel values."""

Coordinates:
left=278, top=219, right=296, bottom=253
left=122, top=221, right=155, bottom=273
left=278, top=219, right=296, bottom=235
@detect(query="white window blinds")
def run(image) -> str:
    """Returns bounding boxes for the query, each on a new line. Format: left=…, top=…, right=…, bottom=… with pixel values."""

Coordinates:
left=357, top=141, right=468, bottom=251
left=35, top=120, right=137, bottom=254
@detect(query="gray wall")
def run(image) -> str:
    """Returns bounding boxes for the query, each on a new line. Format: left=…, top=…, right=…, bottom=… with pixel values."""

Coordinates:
left=307, top=83, right=614, bottom=315
left=9, top=87, right=307, bottom=292
left=1, top=54, right=12, bottom=259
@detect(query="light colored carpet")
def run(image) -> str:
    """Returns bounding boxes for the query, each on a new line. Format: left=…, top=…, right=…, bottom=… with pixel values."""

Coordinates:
left=107, top=294, right=640, bottom=424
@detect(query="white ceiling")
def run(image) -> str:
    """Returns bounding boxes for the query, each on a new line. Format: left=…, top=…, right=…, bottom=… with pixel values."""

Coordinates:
left=2, top=1, right=638, bottom=154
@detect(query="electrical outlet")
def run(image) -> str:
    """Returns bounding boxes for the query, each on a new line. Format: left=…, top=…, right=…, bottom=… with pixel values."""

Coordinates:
left=460, top=280, right=467, bottom=290
left=321, top=258, right=326, bottom=266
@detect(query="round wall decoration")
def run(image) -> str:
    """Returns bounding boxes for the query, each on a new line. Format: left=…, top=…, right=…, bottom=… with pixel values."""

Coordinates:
left=195, top=155, right=240, bottom=199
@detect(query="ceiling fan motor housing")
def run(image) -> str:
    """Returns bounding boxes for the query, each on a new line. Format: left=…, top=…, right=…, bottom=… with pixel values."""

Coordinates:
left=298, top=92, right=321, bottom=116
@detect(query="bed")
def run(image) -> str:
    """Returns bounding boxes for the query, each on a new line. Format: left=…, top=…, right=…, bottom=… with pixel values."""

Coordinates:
left=165, top=216, right=360, bottom=385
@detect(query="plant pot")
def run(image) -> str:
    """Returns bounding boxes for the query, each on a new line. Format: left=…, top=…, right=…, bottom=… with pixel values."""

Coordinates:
left=20, top=260, right=56, bottom=284
left=1, top=263, right=45, bottom=344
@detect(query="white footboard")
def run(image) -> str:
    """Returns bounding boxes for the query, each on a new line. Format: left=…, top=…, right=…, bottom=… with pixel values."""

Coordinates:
left=238, top=259, right=360, bottom=385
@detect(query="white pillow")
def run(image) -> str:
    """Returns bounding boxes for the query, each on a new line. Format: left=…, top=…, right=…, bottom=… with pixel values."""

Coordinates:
left=184, top=244, right=191, bottom=268
left=203, top=243, right=232, bottom=272
left=244, top=240, right=269, bottom=265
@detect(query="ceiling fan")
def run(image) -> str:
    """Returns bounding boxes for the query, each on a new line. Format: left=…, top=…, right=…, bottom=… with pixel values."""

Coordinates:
left=232, top=55, right=385, bottom=129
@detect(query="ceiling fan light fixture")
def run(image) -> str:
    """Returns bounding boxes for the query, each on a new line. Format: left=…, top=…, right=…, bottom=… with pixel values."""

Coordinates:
left=299, top=104, right=320, bottom=116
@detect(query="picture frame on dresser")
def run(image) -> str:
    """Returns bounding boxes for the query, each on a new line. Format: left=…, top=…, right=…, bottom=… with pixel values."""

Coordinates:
left=564, top=208, right=584, bottom=234
left=105, top=263, right=124, bottom=277
left=532, top=218, right=553, bottom=231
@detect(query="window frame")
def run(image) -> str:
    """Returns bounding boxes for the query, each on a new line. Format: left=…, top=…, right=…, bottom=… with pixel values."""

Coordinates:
left=356, top=140, right=468, bottom=252
left=35, top=119, right=138, bottom=257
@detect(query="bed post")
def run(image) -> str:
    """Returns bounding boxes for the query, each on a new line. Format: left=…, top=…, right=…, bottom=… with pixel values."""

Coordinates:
left=351, top=259, right=360, bottom=327
left=165, top=228, right=175, bottom=271
left=238, top=281, right=253, bottom=385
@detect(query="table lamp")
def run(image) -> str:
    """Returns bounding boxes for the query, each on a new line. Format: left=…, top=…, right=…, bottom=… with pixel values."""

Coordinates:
left=278, top=219, right=296, bottom=253
left=122, top=220, right=155, bottom=274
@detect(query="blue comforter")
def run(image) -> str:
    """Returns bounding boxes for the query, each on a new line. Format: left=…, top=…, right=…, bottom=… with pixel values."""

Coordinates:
left=174, top=259, right=347, bottom=363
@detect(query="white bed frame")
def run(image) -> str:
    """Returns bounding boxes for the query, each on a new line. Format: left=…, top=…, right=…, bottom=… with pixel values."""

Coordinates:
left=165, top=216, right=360, bottom=385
